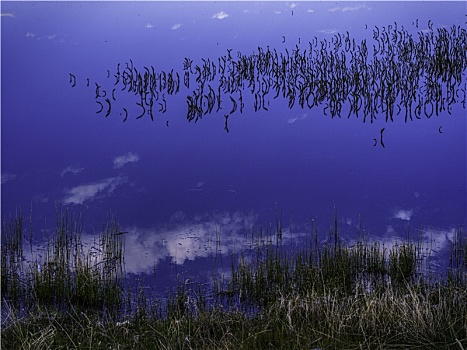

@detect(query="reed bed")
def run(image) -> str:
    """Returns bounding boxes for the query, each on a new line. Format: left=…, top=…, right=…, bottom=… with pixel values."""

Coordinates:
left=1, top=207, right=125, bottom=319
left=1, top=208, right=466, bottom=349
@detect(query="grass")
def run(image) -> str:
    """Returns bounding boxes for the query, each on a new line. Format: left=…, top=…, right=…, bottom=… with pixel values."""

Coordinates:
left=1, top=207, right=466, bottom=349
left=1, top=206, right=125, bottom=319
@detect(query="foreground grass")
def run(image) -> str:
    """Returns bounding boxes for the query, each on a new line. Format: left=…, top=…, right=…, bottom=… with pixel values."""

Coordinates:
left=1, top=208, right=466, bottom=349
left=3, top=284, right=467, bottom=349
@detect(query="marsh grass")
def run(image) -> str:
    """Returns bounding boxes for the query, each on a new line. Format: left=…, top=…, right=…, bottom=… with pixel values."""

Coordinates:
left=1, top=208, right=466, bottom=349
left=1, top=207, right=125, bottom=320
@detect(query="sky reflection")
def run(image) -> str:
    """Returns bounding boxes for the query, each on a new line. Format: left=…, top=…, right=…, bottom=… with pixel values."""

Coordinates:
left=2, top=1, right=466, bottom=293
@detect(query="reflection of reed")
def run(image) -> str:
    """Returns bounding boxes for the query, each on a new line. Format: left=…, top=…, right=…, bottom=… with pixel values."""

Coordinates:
left=71, top=21, right=467, bottom=146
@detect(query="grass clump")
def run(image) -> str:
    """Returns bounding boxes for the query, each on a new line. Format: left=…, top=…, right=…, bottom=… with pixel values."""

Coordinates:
left=1, top=206, right=125, bottom=319
left=1, top=208, right=466, bottom=349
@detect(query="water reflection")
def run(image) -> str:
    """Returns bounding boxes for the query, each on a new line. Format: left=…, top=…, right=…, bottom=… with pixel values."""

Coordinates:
left=122, top=211, right=258, bottom=273
left=67, top=18, right=467, bottom=149
left=108, top=211, right=459, bottom=278
left=22, top=209, right=459, bottom=280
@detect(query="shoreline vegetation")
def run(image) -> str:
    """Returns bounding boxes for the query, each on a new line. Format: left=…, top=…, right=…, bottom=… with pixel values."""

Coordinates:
left=1, top=208, right=466, bottom=349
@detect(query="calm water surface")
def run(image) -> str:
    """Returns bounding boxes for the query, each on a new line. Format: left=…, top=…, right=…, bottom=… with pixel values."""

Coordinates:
left=2, top=1, right=466, bottom=296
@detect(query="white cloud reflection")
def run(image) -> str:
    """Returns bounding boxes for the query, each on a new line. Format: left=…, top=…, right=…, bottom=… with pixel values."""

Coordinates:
left=212, top=11, right=229, bottom=20
left=60, top=165, right=85, bottom=178
left=122, top=211, right=258, bottom=274
left=113, top=152, right=140, bottom=169
left=393, top=209, right=414, bottom=220
left=328, top=5, right=370, bottom=12
left=389, top=226, right=457, bottom=257
left=95, top=215, right=457, bottom=277
left=345, top=224, right=459, bottom=276
left=117, top=209, right=321, bottom=275
left=20, top=211, right=457, bottom=282
left=63, top=176, right=127, bottom=205
left=288, top=112, right=308, bottom=124
left=316, top=28, right=338, bottom=35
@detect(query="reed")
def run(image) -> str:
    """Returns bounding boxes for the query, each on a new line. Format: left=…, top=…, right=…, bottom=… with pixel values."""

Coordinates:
left=1, top=208, right=466, bottom=349
left=1, top=206, right=125, bottom=320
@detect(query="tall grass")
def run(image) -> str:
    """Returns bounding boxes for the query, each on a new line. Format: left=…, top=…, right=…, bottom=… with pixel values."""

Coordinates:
left=219, top=235, right=421, bottom=309
left=1, top=208, right=466, bottom=349
left=1, top=206, right=125, bottom=320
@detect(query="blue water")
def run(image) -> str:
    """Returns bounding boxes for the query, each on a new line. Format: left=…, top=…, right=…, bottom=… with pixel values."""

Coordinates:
left=2, top=2, right=466, bottom=295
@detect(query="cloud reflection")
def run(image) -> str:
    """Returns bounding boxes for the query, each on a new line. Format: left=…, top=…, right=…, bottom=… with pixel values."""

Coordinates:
left=60, top=165, right=85, bottom=178
left=316, top=28, right=338, bottom=35
left=116, top=214, right=457, bottom=277
left=393, top=209, right=414, bottom=220
left=20, top=211, right=457, bottom=282
left=328, top=5, right=370, bottom=12
left=113, top=152, right=140, bottom=169
left=63, top=176, right=127, bottom=205
left=288, top=112, right=308, bottom=124
left=122, top=211, right=258, bottom=274
left=212, top=11, right=229, bottom=20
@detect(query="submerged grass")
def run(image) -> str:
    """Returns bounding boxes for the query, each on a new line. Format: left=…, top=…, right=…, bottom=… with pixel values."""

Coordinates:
left=1, top=208, right=466, bottom=349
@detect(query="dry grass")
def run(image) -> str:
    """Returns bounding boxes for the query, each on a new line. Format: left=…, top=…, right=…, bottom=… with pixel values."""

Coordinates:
left=1, top=208, right=466, bottom=349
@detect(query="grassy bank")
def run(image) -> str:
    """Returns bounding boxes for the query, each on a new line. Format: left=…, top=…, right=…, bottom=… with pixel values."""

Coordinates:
left=1, top=208, right=466, bottom=349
